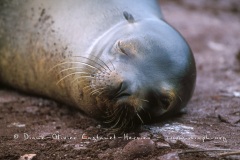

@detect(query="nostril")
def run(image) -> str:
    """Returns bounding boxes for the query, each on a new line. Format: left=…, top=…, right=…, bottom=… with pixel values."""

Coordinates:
left=113, top=81, right=131, bottom=99
left=161, top=98, right=171, bottom=110
left=120, top=81, right=128, bottom=91
left=146, top=91, right=172, bottom=112
left=116, top=92, right=131, bottom=98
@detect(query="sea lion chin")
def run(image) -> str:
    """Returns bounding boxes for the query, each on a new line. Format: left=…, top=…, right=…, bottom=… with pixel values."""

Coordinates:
left=0, top=0, right=196, bottom=132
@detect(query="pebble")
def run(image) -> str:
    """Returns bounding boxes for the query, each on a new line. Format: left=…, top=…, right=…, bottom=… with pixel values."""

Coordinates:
left=73, top=144, right=87, bottom=150
left=98, top=149, right=114, bottom=159
left=139, top=132, right=151, bottom=138
left=25, top=106, right=39, bottom=114
left=0, top=95, right=17, bottom=103
left=18, top=154, right=36, bottom=160
left=7, top=122, right=26, bottom=128
left=157, top=152, right=180, bottom=160
left=122, top=139, right=155, bottom=158
left=156, top=142, right=171, bottom=149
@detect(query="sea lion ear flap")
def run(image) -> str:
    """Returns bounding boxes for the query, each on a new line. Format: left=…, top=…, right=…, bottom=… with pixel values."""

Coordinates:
left=123, top=11, right=135, bottom=23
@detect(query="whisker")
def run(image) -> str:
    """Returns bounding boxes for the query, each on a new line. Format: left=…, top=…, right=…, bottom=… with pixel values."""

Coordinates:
left=89, top=89, right=99, bottom=95
left=104, top=112, right=118, bottom=124
left=57, top=72, right=92, bottom=85
left=148, top=111, right=152, bottom=120
left=82, top=85, right=92, bottom=90
left=91, top=91, right=101, bottom=96
left=110, top=107, right=124, bottom=129
left=104, top=106, right=121, bottom=119
left=136, top=112, right=144, bottom=124
left=103, top=99, right=110, bottom=104
left=85, top=87, right=94, bottom=93
left=70, top=75, right=108, bottom=84
left=139, top=105, right=144, bottom=111
left=177, top=95, right=182, bottom=102
left=73, top=55, right=112, bottom=72
left=139, top=105, right=151, bottom=120
left=140, top=99, right=149, bottom=103
left=70, top=76, right=96, bottom=84
left=120, top=106, right=129, bottom=130
left=77, top=84, right=100, bottom=93
left=87, top=55, right=112, bottom=72
left=81, top=85, right=95, bottom=93
left=71, top=79, right=90, bottom=85
left=129, top=119, right=134, bottom=130
left=91, top=55, right=112, bottom=72
left=50, top=61, right=103, bottom=73
left=97, top=90, right=107, bottom=97
left=58, top=67, right=88, bottom=74
left=72, top=55, right=108, bottom=71
left=90, top=87, right=105, bottom=95
left=117, top=119, right=127, bottom=133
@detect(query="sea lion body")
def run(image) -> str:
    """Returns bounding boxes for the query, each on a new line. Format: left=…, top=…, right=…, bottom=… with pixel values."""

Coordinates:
left=0, top=0, right=196, bottom=130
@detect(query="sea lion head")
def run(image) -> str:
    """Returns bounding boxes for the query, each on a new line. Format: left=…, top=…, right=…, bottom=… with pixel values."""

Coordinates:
left=57, top=12, right=196, bottom=131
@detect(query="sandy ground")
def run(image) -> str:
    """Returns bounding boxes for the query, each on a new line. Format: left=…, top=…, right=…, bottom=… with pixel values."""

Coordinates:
left=1, top=0, right=240, bottom=159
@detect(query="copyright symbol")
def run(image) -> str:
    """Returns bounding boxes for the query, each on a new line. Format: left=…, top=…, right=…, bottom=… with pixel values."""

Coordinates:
left=14, top=134, right=19, bottom=139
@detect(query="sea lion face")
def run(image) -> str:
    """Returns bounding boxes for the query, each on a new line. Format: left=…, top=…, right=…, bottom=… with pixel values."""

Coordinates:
left=81, top=19, right=196, bottom=131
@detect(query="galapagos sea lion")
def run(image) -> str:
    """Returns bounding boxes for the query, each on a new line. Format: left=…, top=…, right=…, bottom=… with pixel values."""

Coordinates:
left=0, top=0, right=196, bottom=131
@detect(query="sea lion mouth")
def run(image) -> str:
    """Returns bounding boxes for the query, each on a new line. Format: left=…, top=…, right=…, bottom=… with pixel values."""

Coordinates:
left=94, top=84, right=139, bottom=132
left=98, top=84, right=177, bottom=132
left=100, top=92, right=176, bottom=132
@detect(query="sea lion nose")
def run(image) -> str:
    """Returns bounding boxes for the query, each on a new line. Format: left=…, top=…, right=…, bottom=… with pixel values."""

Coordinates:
left=143, top=89, right=177, bottom=117
left=113, top=81, right=132, bottom=99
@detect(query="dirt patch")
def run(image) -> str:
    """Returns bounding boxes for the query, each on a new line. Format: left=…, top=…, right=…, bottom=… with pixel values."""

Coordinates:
left=1, top=0, right=240, bottom=159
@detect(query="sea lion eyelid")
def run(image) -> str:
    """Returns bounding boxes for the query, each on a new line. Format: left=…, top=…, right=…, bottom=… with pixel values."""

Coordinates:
left=117, top=41, right=128, bottom=56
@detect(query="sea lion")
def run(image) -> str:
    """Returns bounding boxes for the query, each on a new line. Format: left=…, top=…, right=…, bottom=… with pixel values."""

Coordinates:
left=0, top=0, right=196, bottom=131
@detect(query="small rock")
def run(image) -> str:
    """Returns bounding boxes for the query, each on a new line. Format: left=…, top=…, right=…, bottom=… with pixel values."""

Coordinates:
left=26, top=106, right=39, bottom=114
left=98, top=153, right=107, bottom=159
left=108, top=140, right=119, bottom=148
left=157, top=152, right=179, bottom=160
left=7, top=122, right=26, bottom=128
left=73, top=144, right=87, bottom=150
left=122, top=139, right=155, bottom=158
left=19, top=154, right=36, bottom=160
left=98, top=148, right=118, bottom=160
left=156, top=142, right=171, bottom=149
left=98, top=149, right=113, bottom=159
left=218, top=114, right=230, bottom=124
left=208, top=41, right=225, bottom=51
left=55, top=126, right=61, bottom=129
left=236, top=50, right=240, bottom=62
left=108, top=141, right=117, bottom=148
left=96, top=124, right=102, bottom=128
left=139, top=132, right=151, bottom=138
left=0, top=95, right=17, bottom=103
left=233, top=91, right=240, bottom=97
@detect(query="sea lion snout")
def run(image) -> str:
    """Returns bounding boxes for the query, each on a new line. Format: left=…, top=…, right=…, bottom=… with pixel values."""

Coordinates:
left=91, top=70, right=126, bottom=97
